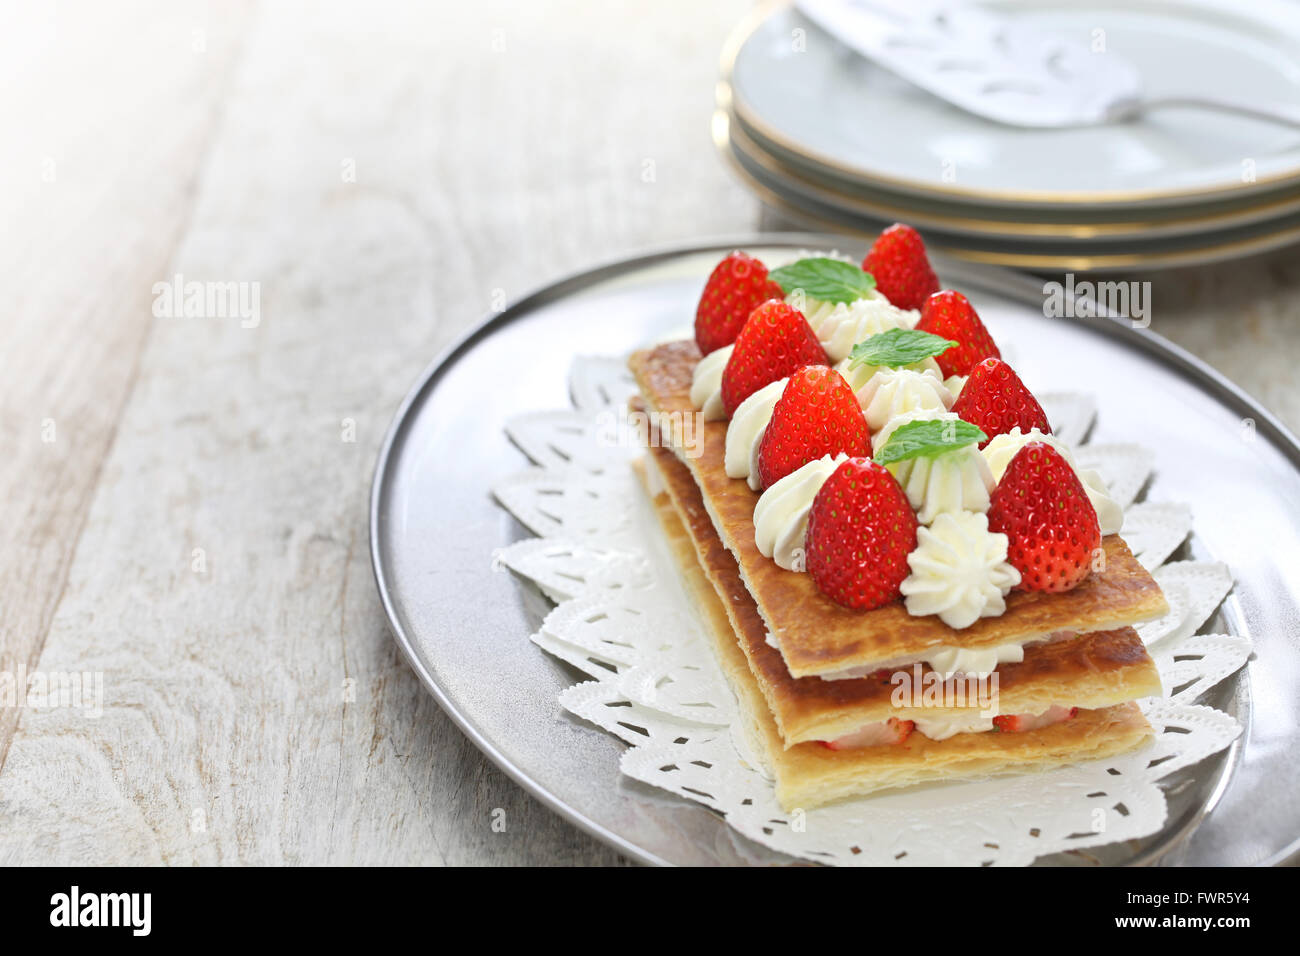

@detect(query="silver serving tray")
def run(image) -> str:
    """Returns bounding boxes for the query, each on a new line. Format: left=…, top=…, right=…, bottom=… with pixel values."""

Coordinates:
left=369, top=235, right=1300, bottom=866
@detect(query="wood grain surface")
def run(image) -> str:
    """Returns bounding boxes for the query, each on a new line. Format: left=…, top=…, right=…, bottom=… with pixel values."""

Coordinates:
left=1, top=0, right=1296, bottom=865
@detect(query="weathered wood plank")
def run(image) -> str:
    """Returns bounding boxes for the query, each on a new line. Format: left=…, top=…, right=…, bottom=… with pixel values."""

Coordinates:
left=0, top=0, right=257, bottom=771
left=0, top=0, right=754, bottom=865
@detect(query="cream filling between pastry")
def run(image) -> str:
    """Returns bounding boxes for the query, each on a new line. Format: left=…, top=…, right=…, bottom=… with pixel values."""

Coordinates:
left=823, top=703, right=1077, bottom=748
left=815, top=629, right=1078, bottom=682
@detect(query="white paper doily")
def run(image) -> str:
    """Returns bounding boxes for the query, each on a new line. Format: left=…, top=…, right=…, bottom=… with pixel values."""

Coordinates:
left=492, top=356, right=1248, bottom=866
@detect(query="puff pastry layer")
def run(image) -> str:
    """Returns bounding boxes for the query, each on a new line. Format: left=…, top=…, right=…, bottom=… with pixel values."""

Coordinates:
left=629, top=341, right=1170, bottom=678
left=634, top=453, right=1155, bottom=811
left=643, top=439, right=1163, bottom=746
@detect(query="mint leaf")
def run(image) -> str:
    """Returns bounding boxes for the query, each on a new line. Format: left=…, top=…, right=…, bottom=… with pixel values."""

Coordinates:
left=769, top=257, right=876, bottom=305
left=849, top=328, right=956, bottom=370
left=874, top=419, right=986, bottom=466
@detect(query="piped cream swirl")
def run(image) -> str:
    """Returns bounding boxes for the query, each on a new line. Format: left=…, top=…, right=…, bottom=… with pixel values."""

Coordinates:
left=753, top=453, right=847, bottom=571
left=793, top=293, right=919, bottom=363
left=878, top=411, right=995, bottom=524
left=724, top=377, right=786, bottom=490
left=689, top=343, right=731, bottom=421
left=835, top=355, right=943, bottom=393
left=900, top=511, right=1021, bottom=629
left=850, top=367, right=954, bottom=433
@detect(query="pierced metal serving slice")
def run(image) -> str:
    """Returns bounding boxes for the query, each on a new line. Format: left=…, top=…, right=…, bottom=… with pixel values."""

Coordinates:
left=796, top=0, right=1300, bottom=129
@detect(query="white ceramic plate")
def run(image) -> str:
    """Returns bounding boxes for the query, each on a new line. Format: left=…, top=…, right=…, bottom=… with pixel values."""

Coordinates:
left=724, top=108, right=1300, bottom=241
left=729, top=0, right=1300, bottom=208
left=719, top=120, right=1300, bottom=271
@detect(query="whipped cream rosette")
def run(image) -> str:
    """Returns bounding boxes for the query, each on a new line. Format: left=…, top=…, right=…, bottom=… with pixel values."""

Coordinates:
left=853, top=367, right=954, bottom=433
left=876, top=411, right=996, bottom=524
left=802, top=295, right=919, bottom=362
left=753, top=453, right=848, bottom=571
left=900, top=510, right=1021, bottom=629
left=724, top=376, right=786, bottom=489
left=688, top=343, right=730, bottom=421
left=766, top=255, right=918, bottom=362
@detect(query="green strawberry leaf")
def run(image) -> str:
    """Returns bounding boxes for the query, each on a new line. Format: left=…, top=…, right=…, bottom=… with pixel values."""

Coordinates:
left=769, top=257, right=876, bottom=305
left=874, top=419, right=986, bottom=466
left=848, top=328, right=957, bottom=370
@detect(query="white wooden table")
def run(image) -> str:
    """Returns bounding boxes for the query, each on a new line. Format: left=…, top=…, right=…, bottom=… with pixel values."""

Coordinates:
left=4, top=0, right=1297, bottom=865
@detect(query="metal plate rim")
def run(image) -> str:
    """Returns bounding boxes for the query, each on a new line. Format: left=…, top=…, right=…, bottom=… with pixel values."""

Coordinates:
left=715, top=114, right=1300, bottom=273
left=370, top=232, right=1300, bottom=866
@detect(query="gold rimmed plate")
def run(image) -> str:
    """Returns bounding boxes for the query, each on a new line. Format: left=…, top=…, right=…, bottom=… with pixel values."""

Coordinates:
left=716, top=114, right=1300, bottom=272
left=724, top=107, right=1300, bottom=242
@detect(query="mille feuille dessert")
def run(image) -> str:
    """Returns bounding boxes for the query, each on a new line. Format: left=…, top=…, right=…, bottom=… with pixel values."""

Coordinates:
left=629, top=224, right=1168, bottom=811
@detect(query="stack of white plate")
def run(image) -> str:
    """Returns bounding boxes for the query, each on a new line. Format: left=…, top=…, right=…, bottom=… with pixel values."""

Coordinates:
left=716, top=0, right=1300, bottom=272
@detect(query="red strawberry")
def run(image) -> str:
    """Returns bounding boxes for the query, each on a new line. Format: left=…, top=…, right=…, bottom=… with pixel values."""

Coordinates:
left=805, top=457, right=917, bottom=610
left=992, top=706, right=1079, bottom=733
left=861, top=223, right=940, bottom=311
left=987, top=442, right=1101, bottom=593
left=916, top=290, right=1000, bottom=378
left=951, top=357, right=1051, bottom=448
left=694, top=252, right=784, bottom=356
left=720, top=300, right=827, bottom=415
left=756, top=366, right=870, bottom=488
left=821, top=718, right=915, bottom=750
